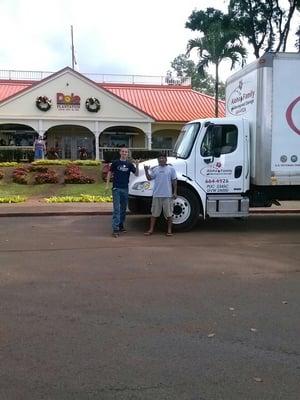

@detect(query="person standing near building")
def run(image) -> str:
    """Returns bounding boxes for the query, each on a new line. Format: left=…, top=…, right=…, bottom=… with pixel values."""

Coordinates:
left=34, top=135, right=46, bottom=160
left=144, top=153, right=177, bottom=236
left=106, top=147, right=139, bottom=237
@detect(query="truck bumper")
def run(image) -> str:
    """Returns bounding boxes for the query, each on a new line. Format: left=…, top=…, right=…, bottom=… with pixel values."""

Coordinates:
left=128, top=195, right=152, bottom=214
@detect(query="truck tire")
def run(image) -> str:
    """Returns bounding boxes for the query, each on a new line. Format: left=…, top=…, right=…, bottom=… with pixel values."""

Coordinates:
left=159, top=186, right=201, bottom=232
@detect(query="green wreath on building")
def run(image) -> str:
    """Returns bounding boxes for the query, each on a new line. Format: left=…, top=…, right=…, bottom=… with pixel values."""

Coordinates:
left=85, top=97, right=100, bottom=113
left=36, top=96, right=52, bottom=112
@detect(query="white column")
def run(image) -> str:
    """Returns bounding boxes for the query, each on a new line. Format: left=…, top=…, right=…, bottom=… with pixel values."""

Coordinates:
left=95, top=133, right=100, bottom=160
left=144, top=129, right=152, bottom=150
left=94, top=121, right=100, bottom=160
left=38, top=119, right=45, bottom=138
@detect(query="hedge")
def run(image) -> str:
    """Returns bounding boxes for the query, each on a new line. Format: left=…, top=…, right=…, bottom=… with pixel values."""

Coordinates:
left=32, top=159, right=101, bottom=166
left=0, top=149, right=34, bottom=162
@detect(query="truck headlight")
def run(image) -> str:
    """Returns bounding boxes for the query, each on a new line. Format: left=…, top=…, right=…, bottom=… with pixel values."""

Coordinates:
left=132, top=181, right=151, bottom=190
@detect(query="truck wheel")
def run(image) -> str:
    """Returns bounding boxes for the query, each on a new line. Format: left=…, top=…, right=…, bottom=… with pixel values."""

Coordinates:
left=159, top=186, right=201, bottom=232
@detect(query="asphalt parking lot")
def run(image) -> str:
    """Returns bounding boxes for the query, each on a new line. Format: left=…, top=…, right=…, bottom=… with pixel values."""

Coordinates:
left=0, top=215, right=300, bottom=400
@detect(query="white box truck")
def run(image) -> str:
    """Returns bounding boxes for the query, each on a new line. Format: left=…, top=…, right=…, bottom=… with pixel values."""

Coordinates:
left=128, top=52, right=300, bottom=231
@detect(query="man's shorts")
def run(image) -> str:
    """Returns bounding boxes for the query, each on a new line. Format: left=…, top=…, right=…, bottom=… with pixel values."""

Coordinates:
left=151, top=197, right=173, bottom=218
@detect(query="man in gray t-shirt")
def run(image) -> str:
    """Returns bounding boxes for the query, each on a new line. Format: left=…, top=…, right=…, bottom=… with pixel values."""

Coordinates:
left=144, top=153, right=177, bottom=236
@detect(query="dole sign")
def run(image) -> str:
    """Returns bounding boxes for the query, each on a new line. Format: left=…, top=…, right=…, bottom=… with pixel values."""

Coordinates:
left=57, top=93, right=81, bottom=110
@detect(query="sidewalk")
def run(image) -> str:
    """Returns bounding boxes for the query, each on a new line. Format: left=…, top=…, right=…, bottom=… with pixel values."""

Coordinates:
left=0, top=200, right=299, bottom=217
left=0, top=200, right=113, bottom=217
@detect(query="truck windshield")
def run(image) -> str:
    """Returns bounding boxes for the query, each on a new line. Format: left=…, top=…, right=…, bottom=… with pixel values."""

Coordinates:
left=173, top=123, right=200, bottom=159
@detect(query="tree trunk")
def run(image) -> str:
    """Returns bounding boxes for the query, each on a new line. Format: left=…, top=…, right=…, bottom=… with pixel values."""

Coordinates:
left=215, top=62, right=219, bottom=117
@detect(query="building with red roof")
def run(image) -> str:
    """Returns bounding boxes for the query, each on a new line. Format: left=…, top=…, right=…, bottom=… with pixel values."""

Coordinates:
left=0, top=67, right=224, bottom=160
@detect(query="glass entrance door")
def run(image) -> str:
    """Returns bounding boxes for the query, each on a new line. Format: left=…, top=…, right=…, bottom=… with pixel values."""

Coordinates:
left=62, top=135, right=94, bottom=160
left=63, top=136, right=72, bottom=159
left=76, top=136, right=94, bottom=159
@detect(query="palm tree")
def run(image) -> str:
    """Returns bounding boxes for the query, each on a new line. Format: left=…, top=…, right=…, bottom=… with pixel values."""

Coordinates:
left=187, top=23, right=247, bottom=117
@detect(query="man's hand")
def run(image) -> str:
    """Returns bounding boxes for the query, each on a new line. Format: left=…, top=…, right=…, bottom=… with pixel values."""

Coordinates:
left=144, top=165, right=150, bottom=172
left=172, top=193, right=177, bottom=200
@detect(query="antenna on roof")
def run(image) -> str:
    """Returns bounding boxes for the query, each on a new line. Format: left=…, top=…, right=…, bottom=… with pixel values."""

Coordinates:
left=71, top=25, right=77, bottom=70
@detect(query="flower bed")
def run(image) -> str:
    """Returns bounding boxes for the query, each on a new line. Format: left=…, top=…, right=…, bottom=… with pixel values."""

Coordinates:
left=0, top=195, right=27, bottom=203
left=45, top=194, right=112, bottom=203
left=32, top=160, right=101, bottom=166
left=64, top=164, right=95, bottom=184
left=0, top=162, right=18, bottom=167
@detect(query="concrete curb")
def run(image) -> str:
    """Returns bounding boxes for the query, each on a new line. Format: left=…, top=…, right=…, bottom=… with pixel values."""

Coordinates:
left=0, top=209, right=299, bottom=218
left=250, top=209, right=300, bottom=214
left=0, top=211, right=112, bottom=217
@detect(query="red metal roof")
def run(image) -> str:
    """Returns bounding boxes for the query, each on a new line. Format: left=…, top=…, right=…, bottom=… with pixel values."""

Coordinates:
left=101, top=83, right=225, bottom=122
left=0, top=80, right=32, bottom=101
left=0, top=77, right=225, bottom=122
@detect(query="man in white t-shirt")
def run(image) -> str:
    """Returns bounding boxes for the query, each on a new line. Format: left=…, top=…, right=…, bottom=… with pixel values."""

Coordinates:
left=144, top=153, right=177, bottom=236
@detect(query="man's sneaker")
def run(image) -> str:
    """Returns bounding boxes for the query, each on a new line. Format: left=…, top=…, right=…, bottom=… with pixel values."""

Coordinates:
left=119, top=227, right=127, bottom=233
left=112, top=231, right=119, bottom=238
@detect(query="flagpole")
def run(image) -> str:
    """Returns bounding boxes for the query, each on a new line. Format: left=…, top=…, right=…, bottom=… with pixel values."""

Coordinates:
left=71, top=25, right=75, bottom=69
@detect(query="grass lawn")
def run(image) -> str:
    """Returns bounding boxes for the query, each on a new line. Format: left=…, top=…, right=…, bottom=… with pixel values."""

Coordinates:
left=57, top=183, right=109, bottom=197
left=0, top=182, right=109, bottom=199
left=0, top=164, right=112, bottom=201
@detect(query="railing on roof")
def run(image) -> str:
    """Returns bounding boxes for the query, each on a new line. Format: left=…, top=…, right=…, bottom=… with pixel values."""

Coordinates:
left=0, top=70, right=53, bottom=81
left=0, top=69, right=191, bottom=86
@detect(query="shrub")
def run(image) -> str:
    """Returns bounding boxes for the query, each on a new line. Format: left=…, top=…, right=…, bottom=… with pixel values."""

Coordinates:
left=73, top=160, right=101, bottom=166
left=64, top=164, right=95, bottom=184
left=32, top=159, right=71, bottom=166
left=64, top=174, right=95, bottom=184
left=32, top=159, right=101, bottom=166
left=0, top=162, right=18, bottom=167
left=0, top=195, right=27, bottom=203
left=34, top=170, right=59, bottom=184
left=29, top=165, right=49, bottom=173
left=45, top=195, right=112, bottom=203
left=12, top=166, right=30, bottom=184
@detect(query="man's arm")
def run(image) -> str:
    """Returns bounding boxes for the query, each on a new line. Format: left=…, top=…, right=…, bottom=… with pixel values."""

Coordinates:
left=106, top=163, right=113, bottom=190
left=144, top=165, right=152, bottom=181
left=106, top=171, right=111, bottom=189
left=172, top=179, right=177, bottom=199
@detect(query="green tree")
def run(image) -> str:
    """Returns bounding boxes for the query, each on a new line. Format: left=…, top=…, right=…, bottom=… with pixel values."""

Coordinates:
left=187, top=23, right=246, bottom=117
left=169, top=54, right=225, bottom=99
left=228, top=0, right=300, bottom=58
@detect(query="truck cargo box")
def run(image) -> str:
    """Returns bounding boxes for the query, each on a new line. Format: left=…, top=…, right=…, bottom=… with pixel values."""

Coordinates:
left=226, top=53, right=300, bottom=186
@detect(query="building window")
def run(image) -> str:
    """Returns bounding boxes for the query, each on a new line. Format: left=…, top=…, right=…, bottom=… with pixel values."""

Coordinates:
left=152, top=136, right=173, bottom=149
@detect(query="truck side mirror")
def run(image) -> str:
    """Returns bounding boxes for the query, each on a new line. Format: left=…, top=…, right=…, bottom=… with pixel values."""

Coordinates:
left=213, top=149, right=221, bottom=158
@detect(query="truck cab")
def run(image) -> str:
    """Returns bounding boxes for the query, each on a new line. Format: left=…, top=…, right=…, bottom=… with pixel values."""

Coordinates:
left=129, top=117, right=250, bottom=231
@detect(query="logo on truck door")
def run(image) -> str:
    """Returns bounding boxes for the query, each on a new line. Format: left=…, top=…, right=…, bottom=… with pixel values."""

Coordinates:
left=286, top=96, right=300, bottom=135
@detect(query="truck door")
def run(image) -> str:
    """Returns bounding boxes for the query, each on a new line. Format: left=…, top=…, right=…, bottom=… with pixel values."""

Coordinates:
left=195, top=121, right=247, bottom=194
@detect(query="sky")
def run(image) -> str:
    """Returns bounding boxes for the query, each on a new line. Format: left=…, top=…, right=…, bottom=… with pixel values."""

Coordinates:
left=0, top=0, right=299, bottom=82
